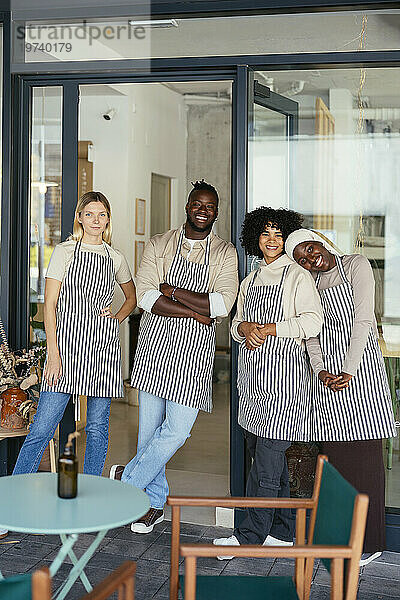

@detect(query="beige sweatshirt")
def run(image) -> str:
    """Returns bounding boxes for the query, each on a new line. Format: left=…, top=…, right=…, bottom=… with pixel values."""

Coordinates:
left=231, top=254, right=323, bottom=346
left=136, top=226, right=239, bottom=318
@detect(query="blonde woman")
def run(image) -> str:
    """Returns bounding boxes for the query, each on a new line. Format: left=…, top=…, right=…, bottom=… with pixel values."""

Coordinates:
left=13, top=191, right=136, bottom=476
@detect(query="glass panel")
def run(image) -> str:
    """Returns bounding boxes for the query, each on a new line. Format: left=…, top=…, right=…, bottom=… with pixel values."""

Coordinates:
left=77, top=81, right=233, bottom=494
left=249, top=105, right=288, bottom=213
left=0, top=25, right=4, bottom=295
left=29, top=87, right=62, bottom=345
left=13, top=10, right=400, bottom=63
left=255, top=66, right=400, bottom=508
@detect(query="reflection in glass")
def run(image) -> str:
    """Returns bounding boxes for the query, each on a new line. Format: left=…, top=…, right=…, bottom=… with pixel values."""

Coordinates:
left=15, top=12, right=400, bottom=63
left=30, top=87, right=62, bottom=345
left=253, top=67, right=400, bottom=508
left=0, top=25, right=4, bottom=299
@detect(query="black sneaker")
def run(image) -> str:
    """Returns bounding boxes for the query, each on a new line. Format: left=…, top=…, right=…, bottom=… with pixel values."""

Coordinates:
left=109, top=465, right=125, bottom=481
left=131, top=509, right=164, bottom=534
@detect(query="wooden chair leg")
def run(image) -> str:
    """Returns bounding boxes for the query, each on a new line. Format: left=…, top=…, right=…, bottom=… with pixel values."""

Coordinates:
left=184, top=557, right=197, bottom=600
left=32, top=567, right=51, bottom=600
left=330, top=558, right=344, bottom=600
left=303, top=558, right=314, bottom=600
left=303, top=455, right=327, bottom=600
left=170, top=505, right=181, bottom=600
left=345, top=495, right=369, bottom=600
left=120, top=576, right=134, bottom=600
left=295, top=508, right=306, bottom=600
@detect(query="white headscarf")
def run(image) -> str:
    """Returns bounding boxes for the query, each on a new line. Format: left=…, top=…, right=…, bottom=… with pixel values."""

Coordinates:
left=285, top=229, right=342, bottom=261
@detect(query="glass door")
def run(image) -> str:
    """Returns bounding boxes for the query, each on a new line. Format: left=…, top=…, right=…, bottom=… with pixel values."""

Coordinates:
left=248, top=78, right=298, bottom=216
left=29, top=87, right=63, bottom=347
left=246, top=78, right=321, bottom=498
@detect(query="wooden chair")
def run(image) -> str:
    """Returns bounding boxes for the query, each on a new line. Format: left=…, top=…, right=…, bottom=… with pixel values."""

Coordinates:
left=0, top=567, right=51, bottom=600
left=168, top=455, right=369, bottom=600
left=0, top=561, right=136, bottom=600
left=82, top=561, right=136, bottom=599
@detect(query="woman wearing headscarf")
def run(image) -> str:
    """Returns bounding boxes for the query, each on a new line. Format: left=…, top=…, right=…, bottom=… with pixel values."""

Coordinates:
left=286, top=228, right=397, bottom=566
left=214, top=209, right=323, bottom=557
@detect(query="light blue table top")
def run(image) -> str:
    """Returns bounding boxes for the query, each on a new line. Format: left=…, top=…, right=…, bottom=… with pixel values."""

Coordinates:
left=0, top=473, right=150, bottom=534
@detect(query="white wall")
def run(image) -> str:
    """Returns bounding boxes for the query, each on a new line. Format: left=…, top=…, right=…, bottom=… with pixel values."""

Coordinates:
left=79, top=83, right=187, bottom=378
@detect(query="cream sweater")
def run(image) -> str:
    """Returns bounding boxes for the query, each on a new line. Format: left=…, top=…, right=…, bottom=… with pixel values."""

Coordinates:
left=231, top=254, right=323, bottom=346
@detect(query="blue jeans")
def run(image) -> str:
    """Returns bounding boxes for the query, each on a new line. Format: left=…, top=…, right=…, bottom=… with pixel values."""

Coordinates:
left=122, top=390, right=198, bottom=509
left=13, top=391, right=111, bottom=476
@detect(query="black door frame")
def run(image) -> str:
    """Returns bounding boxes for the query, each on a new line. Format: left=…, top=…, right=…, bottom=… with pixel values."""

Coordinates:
left=12, top=67, right=248, bottom=481
left=8, top=52, right=400, bottom=550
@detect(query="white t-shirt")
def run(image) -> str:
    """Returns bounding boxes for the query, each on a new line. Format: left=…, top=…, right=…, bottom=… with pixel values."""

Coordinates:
left=46, top=240, right=132, bottom=285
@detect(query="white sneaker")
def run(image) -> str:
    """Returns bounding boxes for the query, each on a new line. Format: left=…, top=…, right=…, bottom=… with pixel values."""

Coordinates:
left=213, top=535, right=240, bottom=560
left=359, top=551, right=382, bottom=566
left=263, top=535, right=294, bottom=546
left=0, top=529, right=8, bottom=539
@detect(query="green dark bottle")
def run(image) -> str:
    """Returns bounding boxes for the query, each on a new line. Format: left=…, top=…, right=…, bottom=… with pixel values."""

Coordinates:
left=58, top=432, right=79, bottom=499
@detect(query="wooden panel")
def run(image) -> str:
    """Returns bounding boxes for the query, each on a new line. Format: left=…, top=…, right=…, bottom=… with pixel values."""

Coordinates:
left=150, top=173, right=171, bottom=237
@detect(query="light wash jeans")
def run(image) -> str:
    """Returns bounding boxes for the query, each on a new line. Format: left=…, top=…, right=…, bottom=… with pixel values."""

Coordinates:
left=121, top=390, right=198, bottom=509
left=13, top=391, right=111, bottom=476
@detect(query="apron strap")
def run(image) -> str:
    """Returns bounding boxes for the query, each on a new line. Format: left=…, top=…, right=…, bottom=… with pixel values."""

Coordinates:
left=279, top=264, right=290, bottom=288
left=73, top=393, right=80, bottom=421
left=103, top=241, right=111, bottom=257
left=74, top=240, right=82, bottom=258
left=249, top=268, right=260, bottom=288
left=176, top=228, right=185, bottom=255
left=204, top=234, right=211, bottom=267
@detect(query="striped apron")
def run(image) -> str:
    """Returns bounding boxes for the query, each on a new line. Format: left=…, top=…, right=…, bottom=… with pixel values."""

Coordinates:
left=312, top=257, right=396, bottom=441
left=131, top=230, right=216, bottom=412
left=41, top=241, right=123, bottom=400
left=237, top=265, right=312, bottom=441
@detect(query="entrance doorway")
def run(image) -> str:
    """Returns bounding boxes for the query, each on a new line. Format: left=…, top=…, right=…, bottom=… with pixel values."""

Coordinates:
left=151, top=173, right=171, bottom=237
left=76, top=80, right=232, bottom=523
left=24, top=63, right=400, bottom=541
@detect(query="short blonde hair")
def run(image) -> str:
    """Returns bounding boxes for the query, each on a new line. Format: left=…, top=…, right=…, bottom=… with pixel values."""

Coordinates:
left=70, top=191, right=112, bottom=245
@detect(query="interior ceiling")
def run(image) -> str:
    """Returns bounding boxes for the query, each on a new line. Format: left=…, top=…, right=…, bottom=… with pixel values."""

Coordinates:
left=257, top=69, right=400, bottom=107
left=78, top=70, right=400, bottom=109
left=79, top=81, right=232, bottom=97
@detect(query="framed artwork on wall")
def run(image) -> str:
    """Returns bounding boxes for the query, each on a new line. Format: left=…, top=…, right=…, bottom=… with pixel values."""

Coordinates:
left=135, top=198, right=146, bottom=235
left=135, top=240, right=145, bottom=274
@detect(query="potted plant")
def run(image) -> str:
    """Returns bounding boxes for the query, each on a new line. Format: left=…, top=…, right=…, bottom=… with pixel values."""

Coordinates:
left=0, top=319, right=45, bottom=430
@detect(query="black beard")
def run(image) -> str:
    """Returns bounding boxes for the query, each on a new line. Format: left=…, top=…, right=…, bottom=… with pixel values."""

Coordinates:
left=186, top=213, right=215, bottom=234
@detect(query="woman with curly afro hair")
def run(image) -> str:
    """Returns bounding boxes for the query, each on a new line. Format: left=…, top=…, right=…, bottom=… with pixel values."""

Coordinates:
left=214, top=206, right=323, bottom=555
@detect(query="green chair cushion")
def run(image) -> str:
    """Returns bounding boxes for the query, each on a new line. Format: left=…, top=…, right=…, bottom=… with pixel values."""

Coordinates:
left=0, top=573, right=32, bottom=599
left=180, top=575, right=299, bottom=600
left=314, top=461, right=358, bottom=572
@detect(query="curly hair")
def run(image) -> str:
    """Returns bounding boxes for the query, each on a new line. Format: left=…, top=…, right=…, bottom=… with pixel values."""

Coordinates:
left=240, top=206, right=304, bottom=258
left=188, top=179, right=219, bottom=205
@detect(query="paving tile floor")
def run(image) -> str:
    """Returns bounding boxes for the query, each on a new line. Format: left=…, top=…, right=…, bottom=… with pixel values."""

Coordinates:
left=1, top=523, right=400, bottom=599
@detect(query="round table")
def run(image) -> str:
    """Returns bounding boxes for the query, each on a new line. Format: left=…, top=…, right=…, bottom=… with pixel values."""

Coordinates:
left=0, top=473, right=150, bottom=599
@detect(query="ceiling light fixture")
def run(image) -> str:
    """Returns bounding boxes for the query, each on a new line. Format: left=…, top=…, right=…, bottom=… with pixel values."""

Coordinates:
left=128, top=19, right=178, bottom=29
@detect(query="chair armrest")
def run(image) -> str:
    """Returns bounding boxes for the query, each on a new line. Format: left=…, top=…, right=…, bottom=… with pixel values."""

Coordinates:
left=80, top=562, right=136, bottom=600
left=167, top=496, right=314, bottom=509
left=179, top=544, right=353, bottom=560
